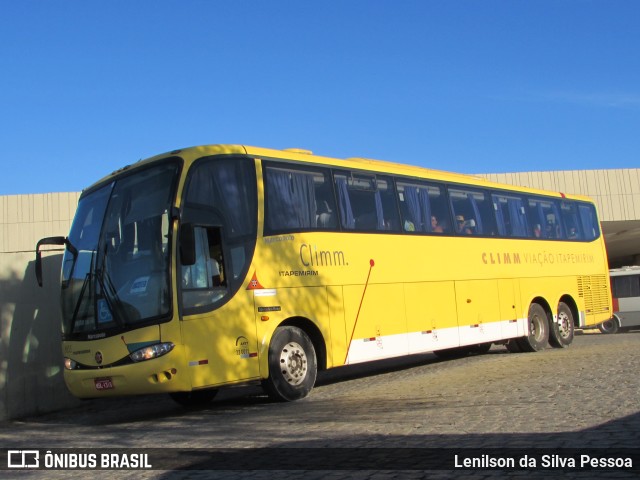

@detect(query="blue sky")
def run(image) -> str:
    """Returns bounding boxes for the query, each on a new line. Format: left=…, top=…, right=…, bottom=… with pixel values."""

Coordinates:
left=1, top=1, right=639, bottom=195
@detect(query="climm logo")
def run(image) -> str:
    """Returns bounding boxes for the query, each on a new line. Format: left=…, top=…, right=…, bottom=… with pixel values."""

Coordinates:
left=482, top=252, right=522, bottom=265
left=300, top=244, right=348, bottom=267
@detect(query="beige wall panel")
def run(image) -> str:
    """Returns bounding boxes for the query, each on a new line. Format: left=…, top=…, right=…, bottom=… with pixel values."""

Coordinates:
left=0, top=251, right=80, bottom=420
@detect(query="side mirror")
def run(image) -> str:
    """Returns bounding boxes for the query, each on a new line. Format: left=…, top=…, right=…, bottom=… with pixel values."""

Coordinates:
left=179, top=223, right=196, bottom=266
left=35, top=236, right=70, bottom=287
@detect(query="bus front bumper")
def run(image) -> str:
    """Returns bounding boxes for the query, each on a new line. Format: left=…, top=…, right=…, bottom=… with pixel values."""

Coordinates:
left=63, top=346, right=191, bottom=398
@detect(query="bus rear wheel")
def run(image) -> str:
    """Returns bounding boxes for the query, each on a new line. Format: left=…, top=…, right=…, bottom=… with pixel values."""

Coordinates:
left=517, top=303, right=549, bottom=352
left=262, top=326, right=317, bottom=402
left=549, top=302, right=574, bottom=348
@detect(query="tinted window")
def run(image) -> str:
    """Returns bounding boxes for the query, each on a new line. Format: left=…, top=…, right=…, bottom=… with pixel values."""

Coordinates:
left=578, top=204, right=600, bottom=241
left=492, top=194, right=528, bottom=238
left=612, top=275, right=640, bottom=299
left=449, top=188, right=497, bottom=236
left=560, top=201, right=583, bottom=240
left=181, top=157, right=257, bottom=312
left=264, top=164, right=337, bottom=233
left=334, top=171, right=400, bottom=232
left=396, top=180, right=450, bottom=234
left=526, top=198, right=564, bottom=239
left=184, top=157, right=256, bottom=240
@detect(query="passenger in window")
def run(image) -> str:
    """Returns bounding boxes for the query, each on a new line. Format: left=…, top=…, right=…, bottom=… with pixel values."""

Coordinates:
left=533, top=224, right=542, bottom=238
left=456, top=215, right=473, bottom=234
left=431, top=216, right=444, bottom=233
left=316, top=200, right=336, bottom=229
left=568, top=227, right=578, bottom=239
left=545, top=222, right=559, bottom=239
left=210, top=242, right=225, bottom=286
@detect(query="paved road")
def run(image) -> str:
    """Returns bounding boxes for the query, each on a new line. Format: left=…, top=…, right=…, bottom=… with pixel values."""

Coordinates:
left=2, top=332, right=640, bottom=479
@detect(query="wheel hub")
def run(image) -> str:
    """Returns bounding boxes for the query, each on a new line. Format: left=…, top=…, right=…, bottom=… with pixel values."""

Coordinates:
left=279, top=341, right=307, bottom=386
left=557, top=311, right=571, bottom=338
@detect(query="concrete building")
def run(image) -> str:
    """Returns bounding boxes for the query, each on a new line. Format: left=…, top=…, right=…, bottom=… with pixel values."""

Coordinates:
left=1, top=168, right=639, bottom=420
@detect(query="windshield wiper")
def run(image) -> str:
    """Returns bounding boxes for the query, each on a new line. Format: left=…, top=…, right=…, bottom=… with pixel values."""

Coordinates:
left=95, top=244, right=126, bottom=327
left=69, top=271, right=92, bottom=334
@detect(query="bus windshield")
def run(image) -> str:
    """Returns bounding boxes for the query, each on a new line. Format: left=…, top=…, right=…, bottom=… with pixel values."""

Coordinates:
left=61, top=161, right=180, bottom=337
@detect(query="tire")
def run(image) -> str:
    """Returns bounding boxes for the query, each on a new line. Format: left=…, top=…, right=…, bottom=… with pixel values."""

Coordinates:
left=598, top=317, right=620, bottom=334
left=549, top=302, right=575, bottom=348
left=506, top=339, right=523, bottom=353
left=170, top=388, right=218, bottom=407
left=262, top=326, right=317, bottom=402
left=516, top=303, right=549, bottom=352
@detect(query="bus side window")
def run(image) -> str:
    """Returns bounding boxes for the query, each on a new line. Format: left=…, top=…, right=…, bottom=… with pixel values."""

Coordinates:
left=449, top=188, right=497, bottom=236
left=578, top=204, right=600, bottom=240
left=526, top=198, right=564, bottom=239
left=396, top=181, right=449, bottom=234
left=181, top=226, right=227, bottom=309
left=560, top=201, right=582, bottom=240
left=614, top=274, right=640, bottom=299
left=264, top=164, right=337, bottom=233
left=492, top=194, right=528, bottom=237
left=334, top=172, right=400, bottom=232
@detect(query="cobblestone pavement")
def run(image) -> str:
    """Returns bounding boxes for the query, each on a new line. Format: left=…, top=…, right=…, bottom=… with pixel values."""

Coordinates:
left=2, top=332, right=640, bottom=479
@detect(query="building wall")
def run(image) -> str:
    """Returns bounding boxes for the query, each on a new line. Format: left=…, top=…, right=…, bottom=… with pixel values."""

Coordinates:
left=0, top=193, right=81, bottom=420
left=1, top=192, right=81, bottom=253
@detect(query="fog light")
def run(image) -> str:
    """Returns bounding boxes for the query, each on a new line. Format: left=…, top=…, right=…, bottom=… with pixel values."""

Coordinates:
left=130, top=342, right=175, bottom=363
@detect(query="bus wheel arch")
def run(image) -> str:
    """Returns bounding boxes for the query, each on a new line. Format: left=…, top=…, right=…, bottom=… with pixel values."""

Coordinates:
left=279, top=317, right=327, bottom=371
left=516, top=299, right=551, bottom=352
left=549, top=296, right=577, bottom=348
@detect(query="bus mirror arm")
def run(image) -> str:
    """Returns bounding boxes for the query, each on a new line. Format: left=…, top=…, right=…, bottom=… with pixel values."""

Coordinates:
left=35, top=236, right=78, bottom=287
left=179, top=223, right=196, bottom=266
left=170, top=205, right=181, bottom=221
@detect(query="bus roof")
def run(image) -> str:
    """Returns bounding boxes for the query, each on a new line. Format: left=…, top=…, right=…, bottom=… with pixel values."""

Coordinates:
left=83, top=143, right=596, bottom=204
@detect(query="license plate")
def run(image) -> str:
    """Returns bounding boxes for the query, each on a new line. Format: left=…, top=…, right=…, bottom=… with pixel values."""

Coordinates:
left=94, top=378, right=114, bottom=390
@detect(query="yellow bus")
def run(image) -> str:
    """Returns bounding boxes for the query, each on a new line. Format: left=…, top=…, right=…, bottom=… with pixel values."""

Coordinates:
left=35, top=144, right=611, bottom=405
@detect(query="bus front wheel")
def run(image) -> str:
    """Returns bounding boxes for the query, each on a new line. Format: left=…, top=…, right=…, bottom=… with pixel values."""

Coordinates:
left=517, top=303, right=549, bottom=352
left=263, top=326, right=317, bottom=402
left=549, top=302, right=575, bottom=348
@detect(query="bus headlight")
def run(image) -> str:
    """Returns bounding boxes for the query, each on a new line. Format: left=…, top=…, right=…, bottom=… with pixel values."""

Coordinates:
left=64, top=358, right=78, bottom=370
left=129, top=342, right=175, bottom=363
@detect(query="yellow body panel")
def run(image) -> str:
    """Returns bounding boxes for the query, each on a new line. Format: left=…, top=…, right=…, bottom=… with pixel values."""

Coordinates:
left=180, top=290, right=261, bottom=389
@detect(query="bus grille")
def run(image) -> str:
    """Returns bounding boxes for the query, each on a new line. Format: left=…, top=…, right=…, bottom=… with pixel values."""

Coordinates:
left=577, top=275, right=610, bottom=315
